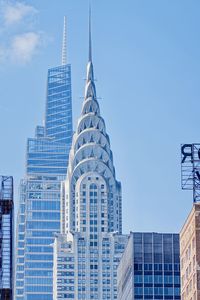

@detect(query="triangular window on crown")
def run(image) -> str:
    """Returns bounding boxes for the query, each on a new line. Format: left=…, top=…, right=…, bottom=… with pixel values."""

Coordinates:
left=82, top=151, right=85, bottom=159
left=90, top=149, right=94, bottom=158
left=101, top=169, right=106, bottom=177
left=103, top=144, right=107, bottom=152
left=95, top=164, right=98, bottom=172
left=89, top=120, right=93, bottom=128
left=106, top=159, right=110, bottom=167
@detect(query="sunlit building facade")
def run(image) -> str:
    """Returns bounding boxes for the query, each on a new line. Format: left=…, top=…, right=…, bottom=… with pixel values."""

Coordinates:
left=180, top=203, right=200, bottom=300
left=53, top=19, right=128, bottom=300
left=118, top=232, right=181, bottom=300
left=15, top=20, right=73, bottom=300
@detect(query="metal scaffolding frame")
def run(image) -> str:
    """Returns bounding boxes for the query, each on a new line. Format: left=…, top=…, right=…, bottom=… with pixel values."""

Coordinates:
left=181, top=143, right=200, bottom=202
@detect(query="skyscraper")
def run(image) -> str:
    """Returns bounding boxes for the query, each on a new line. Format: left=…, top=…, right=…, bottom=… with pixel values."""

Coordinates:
left=15, top=18, right=73, bottom=300
left=0, top=176, right=14, bottom=300
left=118, top=232, right=181, bottom=300
left=53, top=14, right=128, bottom=300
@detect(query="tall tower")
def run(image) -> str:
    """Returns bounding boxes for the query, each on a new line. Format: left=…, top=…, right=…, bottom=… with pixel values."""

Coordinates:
left=53, top=14, right=127, bottom=300
left=62, top=10, right=122, bottom=236
left=15, top=18, right=73, bottom=300
left=0, top=176, right=13, bottom=300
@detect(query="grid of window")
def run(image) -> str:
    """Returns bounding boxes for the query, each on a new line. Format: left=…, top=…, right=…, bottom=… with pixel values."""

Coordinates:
left=53, top=40, right=125, bottom=300
left=15, top=64, right=73, bottom=300
left=133, top=233, right=180, bottom=299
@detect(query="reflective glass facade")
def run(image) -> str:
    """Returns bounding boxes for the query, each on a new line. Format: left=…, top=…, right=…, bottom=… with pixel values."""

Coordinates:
left=0, top=176, right=13, bottom=300
left=15, top=64, right=73, bottom=300
left=118, top=232, right=181, bottom=300
left=45, top=65, right=72, bottom=144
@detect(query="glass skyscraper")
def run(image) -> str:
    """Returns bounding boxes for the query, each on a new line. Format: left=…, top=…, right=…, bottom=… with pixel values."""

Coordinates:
left=118, top=232, right=181, bottom=300
left=15, top=18, right=73, bottom=300
left=0, top=176, right=14, bottom=300
left=45, top=65, right=72, bottom=145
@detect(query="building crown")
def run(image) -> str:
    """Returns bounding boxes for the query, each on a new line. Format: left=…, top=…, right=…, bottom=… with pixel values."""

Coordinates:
left=63, top=10, right=122, bottom=235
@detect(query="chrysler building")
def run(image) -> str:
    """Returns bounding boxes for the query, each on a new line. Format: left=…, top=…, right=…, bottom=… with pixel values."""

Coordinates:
left=53, top=13, right=127, bottom=300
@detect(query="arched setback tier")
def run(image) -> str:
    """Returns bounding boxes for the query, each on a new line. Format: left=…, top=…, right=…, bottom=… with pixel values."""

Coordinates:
left=77, top=113, right=106, bottom=135
left=73, top=144, right=115, bottom=174
left=81, top=97, right=100, bottom=115
left=74, top=128, right=111, bottom=155
left=64, top=168, right=122, bottom=235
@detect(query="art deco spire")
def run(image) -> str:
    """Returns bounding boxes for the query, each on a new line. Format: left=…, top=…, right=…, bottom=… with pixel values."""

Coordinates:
left=85, top=7, right=96, bottom=100
left=88, top=6, right=92, bottom=62
left=67, top=9, right=114, bottom=179
left=62, top=8, right=122, bottom=236
left=62, top=16, right=67, bottom=65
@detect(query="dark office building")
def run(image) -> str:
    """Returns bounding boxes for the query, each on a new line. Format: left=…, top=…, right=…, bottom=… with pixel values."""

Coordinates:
left=118, top=232, right=181, bottom=300
left=0, top=176, right=14, bottom=300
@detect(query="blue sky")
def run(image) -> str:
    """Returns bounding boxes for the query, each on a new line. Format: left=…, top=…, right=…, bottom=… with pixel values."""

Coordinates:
left=0, top=0, right=200, bottom=234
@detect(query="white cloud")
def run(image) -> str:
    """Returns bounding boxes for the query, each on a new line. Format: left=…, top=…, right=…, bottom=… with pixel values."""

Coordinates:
left=10, top=32, right=41, bottom=63
left=0, top=2, right=45, bottom=65
left=2, top=2, right=37, bottom=26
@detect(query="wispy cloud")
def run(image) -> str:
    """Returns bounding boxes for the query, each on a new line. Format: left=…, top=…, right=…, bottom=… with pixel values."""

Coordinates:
left=0, top=1, right=44, bottom=65
left=10, top=32, right=41, bottom=63
left=2, top=2, right=37, bottom=26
